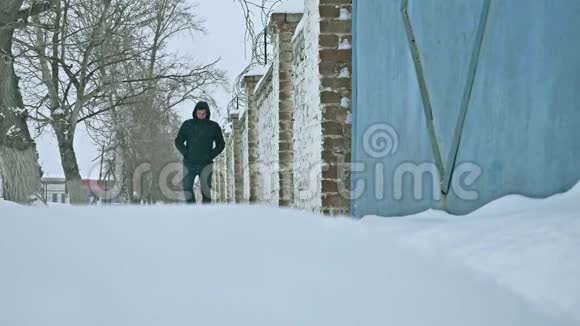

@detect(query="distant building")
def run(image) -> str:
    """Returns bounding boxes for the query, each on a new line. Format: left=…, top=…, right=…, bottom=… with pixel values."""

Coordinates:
left=41, top=177, right=67, bottom=204
left=0, top=176, right=65, bottom=202
left=81, top=179, right=116, bottom=204
left=0, top=176, right=114, bottom=204
left=40, top=178, right=116, bottom=204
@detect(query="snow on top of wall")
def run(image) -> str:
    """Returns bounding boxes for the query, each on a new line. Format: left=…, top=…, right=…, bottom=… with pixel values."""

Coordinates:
left=223, top=122, right=232, bottom=134
left=340, top=97, right=351, bottom=109
left=229, top=109, right=242, bottom=117
left=338, top=67, right=350, bottom=78
left=291, top=15, right=305, bottom=43
left=338, top=38, right=352, bottom=50
left=345, top=111, right=352, bottom=124
left=240, top=106, right=248, bottom=121
left=338, top=7, right=352, bottom=20
left=273, top=0, right=304, bottom=14
left=253, top=63, right=274, bottom=95
left=244, top=65, right=269, bottom=78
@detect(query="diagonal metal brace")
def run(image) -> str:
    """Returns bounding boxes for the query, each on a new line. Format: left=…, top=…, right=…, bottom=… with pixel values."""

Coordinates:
left=442, top=0, right=492, bottom=194
left=400, top=0, right=445, bottom=185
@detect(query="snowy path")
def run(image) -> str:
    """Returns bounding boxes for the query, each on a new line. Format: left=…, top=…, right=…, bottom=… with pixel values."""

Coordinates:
left=0, top=185, right=579, bottom=325
left=362, top=183, right=580, bottom=322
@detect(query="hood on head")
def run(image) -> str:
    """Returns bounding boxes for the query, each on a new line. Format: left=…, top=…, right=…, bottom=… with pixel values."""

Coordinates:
left=193, top=101, right=211, bottom=120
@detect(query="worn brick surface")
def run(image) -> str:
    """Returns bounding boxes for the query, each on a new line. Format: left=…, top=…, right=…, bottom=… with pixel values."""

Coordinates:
left=220, top=1, right=352, bottom=215
left=320, top=21, right=351, bottom=34
left=231, top=113, right=244, bottom=203
left=319, top=5, right=340, bottom=18
left=269, top=15, right=301, bottom=207
left=243, top=75, right=262, bottom=203
left=254, top=67, right=278, bottom=205
left=225, top=132, right=235, bottom=202
left=318, top=0, right=353, bottom=216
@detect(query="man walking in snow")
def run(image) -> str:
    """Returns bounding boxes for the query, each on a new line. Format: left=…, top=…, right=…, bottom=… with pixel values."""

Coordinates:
left=175, top=101, right=225, bottom=204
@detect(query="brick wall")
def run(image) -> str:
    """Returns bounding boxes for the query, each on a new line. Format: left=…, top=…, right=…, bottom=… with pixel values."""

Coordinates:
left=292, top=0, right=323, bottom=212
left=225, top=131, right=235, bottom=203
left=254, top=66, right=278, bottom=205
left=222, top=145, right=228, bottom=203
left=230, top=113, right=245, bottom=203
left=240, top=111, right=250, bottom=202
left=319, top=0, right=352, bottom=215
left=220, top=0, right=353, bottom=215
left=242, top=75, right=262, bottom=203
left=221, top=149, right=228, bottom=203
left=212, top=156, right=219, bottom=202
left=216, top=153, right=227, bottom=203
left=271, top=13, right=302, bottom=207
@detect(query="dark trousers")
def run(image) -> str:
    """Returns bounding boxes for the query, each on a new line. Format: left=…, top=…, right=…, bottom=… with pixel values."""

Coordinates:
left=182, top=163, right=213, bottom=204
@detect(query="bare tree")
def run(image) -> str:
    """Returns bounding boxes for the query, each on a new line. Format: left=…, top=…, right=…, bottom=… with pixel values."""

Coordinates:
left=9, top=0, right=224, bottom=204
left=15, top=0, right=164, bottom=203
left=237, top=0, right=282, bottom=65
left=0, top=0, right=52, bottom=204
left=227, top=0, right=281, bottom=118
left=87, top=0, right=227, bottom=203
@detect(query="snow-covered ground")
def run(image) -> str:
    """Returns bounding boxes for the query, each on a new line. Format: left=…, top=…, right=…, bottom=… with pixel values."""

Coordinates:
left=0, top=184, right=579, bottom=325
left=0, top=199, right=20, bottom=207
left=362, top=183, right=580, bottom=323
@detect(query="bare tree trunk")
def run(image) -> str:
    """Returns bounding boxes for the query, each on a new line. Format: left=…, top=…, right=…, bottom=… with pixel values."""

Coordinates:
left=52, top=115, right=88, bottom=204
left=27, top=0, right=90, bottom=205
left=0, top=0, right=42, bottom=203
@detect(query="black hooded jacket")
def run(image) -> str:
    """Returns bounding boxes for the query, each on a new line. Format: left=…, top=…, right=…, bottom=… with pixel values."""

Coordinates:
left=174, top=105, right=225, bottom=165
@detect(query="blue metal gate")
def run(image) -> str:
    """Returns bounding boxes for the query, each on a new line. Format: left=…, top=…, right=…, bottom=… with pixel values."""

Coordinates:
left=352, top=0, right=580, bottom=217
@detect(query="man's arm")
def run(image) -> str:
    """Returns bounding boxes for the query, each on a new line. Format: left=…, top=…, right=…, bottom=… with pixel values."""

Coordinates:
left=174, top=123, right=188, bottom=157
left=209, top=124, right=225, bottom=160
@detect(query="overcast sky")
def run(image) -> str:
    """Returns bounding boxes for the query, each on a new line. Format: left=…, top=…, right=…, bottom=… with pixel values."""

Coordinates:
left=37, top=0, right=249, bottom=179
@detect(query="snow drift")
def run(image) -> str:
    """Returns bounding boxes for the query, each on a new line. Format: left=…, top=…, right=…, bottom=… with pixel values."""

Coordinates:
left=0, top=183, right=579, bottom=325
left=362, top=182, right=580, bottom=323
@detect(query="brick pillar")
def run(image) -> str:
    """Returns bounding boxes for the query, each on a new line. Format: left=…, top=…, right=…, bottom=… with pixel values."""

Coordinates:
left=319, top=0, right=352, bottom=215
left=239, top=112, right=249, bottom=202
left=215, top=153, right=223, bottom=203
left=224, top=131, right=234, bottom=203
left=270, top=13, right=303, bottom=207
left=216, top=155, right=221, bottom=203
left=212, top=158, right=218, bottom=202
left=230, top=113, right=244, bottom=203
left=212, top=145, right=220, bottom=202
left=219, top=151, right=227, bottom=203
left=242, top=75, right=262, bottom=203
